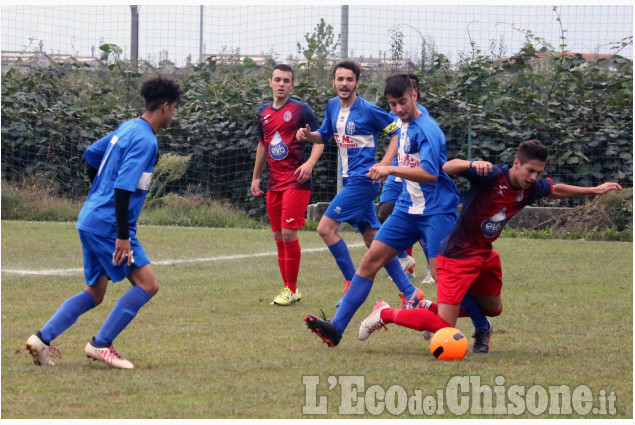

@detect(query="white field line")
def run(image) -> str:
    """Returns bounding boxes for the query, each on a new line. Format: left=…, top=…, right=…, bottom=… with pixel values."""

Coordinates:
left=1, top=242, right=367, bottom=277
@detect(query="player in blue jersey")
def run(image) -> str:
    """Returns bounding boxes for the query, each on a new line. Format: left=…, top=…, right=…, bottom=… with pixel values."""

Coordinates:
left=359, top=139, right=622, bottom=353
left=297, top=62, right=423, bottom=332
left=251, top=64, right=323, bottom=306
left=304, top=74, right=459, bottom=347
left=378, top=74, right=436, bottom=285
left=26, top=75, right=182, bottom=369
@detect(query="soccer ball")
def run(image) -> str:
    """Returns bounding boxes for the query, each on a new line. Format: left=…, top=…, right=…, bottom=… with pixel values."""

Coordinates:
left=430, top=327, right=468, bottom=361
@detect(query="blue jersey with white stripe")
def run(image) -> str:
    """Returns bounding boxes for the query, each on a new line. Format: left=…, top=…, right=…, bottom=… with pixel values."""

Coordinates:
left=387, top=104, right=429, bottom=183
left=317, top=96, right=399, bottom=178
left=393, top=113, right=460, bottom=216
left=77, top=117, right=158, bottom=238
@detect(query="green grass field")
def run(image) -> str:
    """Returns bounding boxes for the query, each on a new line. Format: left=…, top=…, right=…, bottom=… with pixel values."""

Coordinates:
left=1, top=221, right=632, bottom=418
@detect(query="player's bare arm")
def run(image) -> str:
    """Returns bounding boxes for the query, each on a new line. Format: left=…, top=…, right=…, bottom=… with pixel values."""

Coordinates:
left=294, top=142, right=324, bottom=184
left=367, top=163, right=437, bottom=183
left=251, top=143, right=267, bottom=197
left=377, top=135, right=399, bottom=167
left=443, top=159, right=493, bottom=176
left=295, top=124, right=322, bottom=144
left=549, top=182, right=623, bottom=198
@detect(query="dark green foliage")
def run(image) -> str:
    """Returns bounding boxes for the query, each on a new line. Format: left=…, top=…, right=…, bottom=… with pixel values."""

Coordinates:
left=1, top=37, right=632, bottom=219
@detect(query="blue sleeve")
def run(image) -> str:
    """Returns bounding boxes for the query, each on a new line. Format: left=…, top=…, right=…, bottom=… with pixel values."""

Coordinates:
left=317, top=100, right=334, bottom=142
left=82, top=133, right=115, bottom=169
left=526, top=178, right=554, bottom=204
left=368, top=103, right=399, bottom=137
left=114, top=134, right=157, bottom=192
left=304, top=104, right=319, bottom=131
left=417, top=126, right=442, bottom=178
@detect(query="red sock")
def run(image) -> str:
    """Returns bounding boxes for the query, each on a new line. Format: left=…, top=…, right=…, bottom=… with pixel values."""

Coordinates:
left=381, top=308, right=451, bottom=333
left=275, top=239, right=287, bottom=285
left=406, top=246, right=413, bottom=256
left=284, top=239, right=301, bottom=294
left=424, top=302, right=469, bottom=317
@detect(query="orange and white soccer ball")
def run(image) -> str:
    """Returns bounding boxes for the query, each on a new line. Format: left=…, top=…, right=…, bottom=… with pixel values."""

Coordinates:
left=430, top=327, right=468, bottom=361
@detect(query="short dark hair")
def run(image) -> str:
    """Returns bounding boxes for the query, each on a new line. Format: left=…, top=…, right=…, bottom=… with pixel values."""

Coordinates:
left=140, top=75, right=182, bottom=112
left=406, top=73, right=421, bottom=100
left=333, top=60, right=361, bottom=81
left=516, top=139, right=549, bottom=163
left=384, top=74, right=415, bottom=98
left=272, top=63, right=295, bottom=81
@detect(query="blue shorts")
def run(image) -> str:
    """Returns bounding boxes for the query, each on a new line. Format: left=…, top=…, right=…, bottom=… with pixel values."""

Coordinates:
left=379, top=175, right=403, bottom=204
left=324, top=176, right=381, bottom=234
left=375, top=210, right=456, bottom=258
left=79, top=229, right=150, bottom=286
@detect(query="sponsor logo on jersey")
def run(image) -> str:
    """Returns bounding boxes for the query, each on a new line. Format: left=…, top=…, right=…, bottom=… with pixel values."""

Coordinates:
left=263, top=113, right=271, bottom=124
left=334, top=134, right=359, bottom=148
left=481, top=208, right=507, bottom=238
left=398, top=153, right=420, bottom=167
left=346, top=121, right=356, bottom=135
left=269, top=131, right=289, bottom=160
left=334, top=206, right=342, bottom=214
left=283, top=111, right=292, bottom=122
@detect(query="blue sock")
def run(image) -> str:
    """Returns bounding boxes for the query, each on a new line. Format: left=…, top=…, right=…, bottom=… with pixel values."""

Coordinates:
left=39, top=290, right=96, bottom=344
left=384, top=256, right=415, bottom=298
left=332, top=274, right=373, bottom=335
left=397, top=251, right=408, bottom=259
left=461, top=291, right=490, bottom=331
left=93, top=286, right=151, bottom=347
left=328, top=239, right=356, bottom=281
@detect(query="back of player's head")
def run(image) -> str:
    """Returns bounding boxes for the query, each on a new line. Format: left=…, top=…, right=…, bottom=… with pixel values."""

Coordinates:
left=333, top=60, right=361, bottom=81
left=384, top=74, right=415, bottom=98
left=140, top=75, right=182, bottom=112
left=272, top=63, right=295, bottom=81
left=406, top=73, right=421, bottom=100
left=516, top=139, right=549, bottom=164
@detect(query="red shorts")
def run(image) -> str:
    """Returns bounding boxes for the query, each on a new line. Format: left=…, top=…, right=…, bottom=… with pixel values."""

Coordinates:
left=436, top=251, right=503, bottom=305
left=266, top=189, right=311, bottom=232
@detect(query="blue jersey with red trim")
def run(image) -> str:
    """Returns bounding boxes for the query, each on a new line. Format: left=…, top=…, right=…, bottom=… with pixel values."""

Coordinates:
left=257, top=98, right=318, bottom=191
left=393, top=113, right=460, bottom=216
left=317, top=96, right=399, bottom=179
left=439, top=165, right=553, bottom=259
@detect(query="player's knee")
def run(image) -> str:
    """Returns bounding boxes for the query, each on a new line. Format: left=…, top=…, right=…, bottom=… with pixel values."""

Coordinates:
left=484, top=306, right=502, bottom=317
left=145, top=280, right=159, bottom=297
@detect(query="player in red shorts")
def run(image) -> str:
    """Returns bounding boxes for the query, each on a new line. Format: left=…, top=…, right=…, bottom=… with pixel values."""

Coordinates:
left=251, top=64, right=324, bottom=306
left=359, top=139, right=622, bottom=352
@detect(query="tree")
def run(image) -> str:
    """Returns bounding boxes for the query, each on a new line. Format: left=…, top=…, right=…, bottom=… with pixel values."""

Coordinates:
left=297, top=18, right=340, bottom=79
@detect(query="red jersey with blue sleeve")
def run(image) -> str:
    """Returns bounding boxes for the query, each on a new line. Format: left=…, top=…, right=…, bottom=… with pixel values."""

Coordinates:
left=317, top=96, right=399, bottom=179
left=439, top=165, right=553, bottom=259
left=257, top=98, right=318, bottom=191
left=393, top=114, right=460, bottom=216
left=77, top=117, right=157, bottom=238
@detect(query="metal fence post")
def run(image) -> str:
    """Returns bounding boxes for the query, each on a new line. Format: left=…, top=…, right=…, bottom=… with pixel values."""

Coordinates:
left=130, top=5, right=139, bottom=70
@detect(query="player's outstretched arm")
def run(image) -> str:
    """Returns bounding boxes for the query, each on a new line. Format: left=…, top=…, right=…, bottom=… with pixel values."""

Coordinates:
left=549, top=182, right=623, bottom=199
left=296, top=124, right=323, bottom=144
left=443, top=159, right=493, bottom=176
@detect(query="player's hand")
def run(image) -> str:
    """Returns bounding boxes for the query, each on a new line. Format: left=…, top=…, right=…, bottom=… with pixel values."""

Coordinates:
left=251, top=178, right=264, bottom=197
left=593, top=182, right=623, bottom=194
left=294, top=161, right=315, bottom=184
left=367, top=164, right=391, bottom=183
left=113, top=238, right=133, bottom=267
left=296, top=124, right=310, bottom=142
left=470, top=160, right=493, bottom=176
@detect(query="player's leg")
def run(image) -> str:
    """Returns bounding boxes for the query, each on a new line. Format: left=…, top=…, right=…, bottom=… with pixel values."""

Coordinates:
left=422, top=212, right=456, bottom=282
left=466, top=251, right=504, bottom=353
left=266, top=191, right=288, bottom=301
left=374, top=211, right=423, bottom=306
left=86, top=238, right=155, bottom=369
left=306, top=238, right=397, bottom=347
left=26, top=230, right=105, bottom=366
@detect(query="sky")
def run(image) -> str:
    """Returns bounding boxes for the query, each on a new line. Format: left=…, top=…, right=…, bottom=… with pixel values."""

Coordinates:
left=1, top=2, right=633, bottom=67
